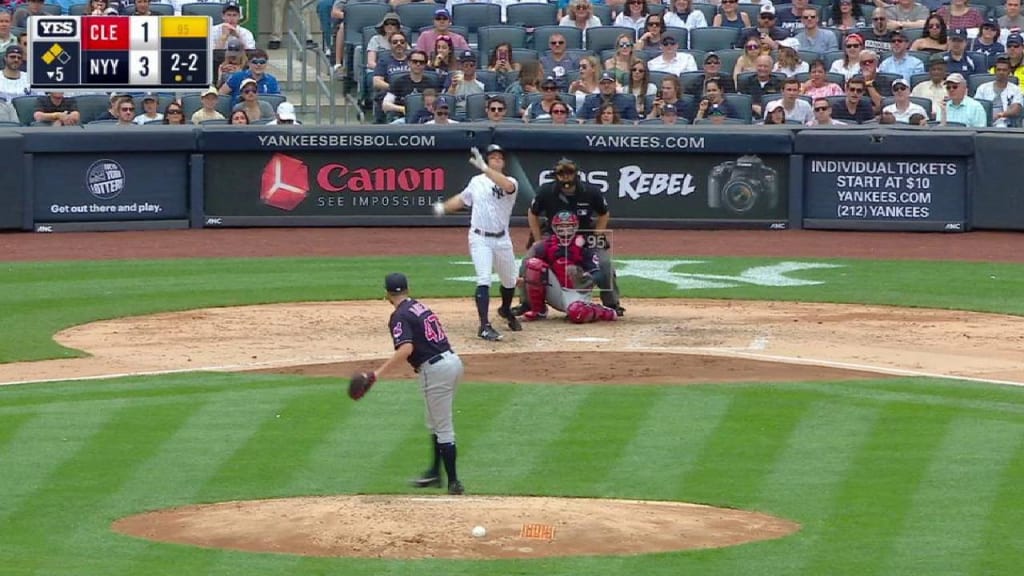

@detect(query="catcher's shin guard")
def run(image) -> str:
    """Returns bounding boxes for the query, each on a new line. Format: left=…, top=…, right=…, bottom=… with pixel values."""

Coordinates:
left=523, top=257, right=549, bottom=315
left=566, top=301, right=617, bottom=323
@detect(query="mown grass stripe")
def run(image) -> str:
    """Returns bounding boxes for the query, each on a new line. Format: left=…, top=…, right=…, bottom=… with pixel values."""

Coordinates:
left=975, top=431, right=1024, bottom=575
left=751, top=400, right=882, bottom=576
left=800, top=403, right=956, bottom=575
left=0, top=401, right=192, bottom=575
left=882, top=417, right=1024, bottom=576
left=27, top=399, right=211, bottom=576
left=470, top=385, right=590, bottom=496
left=105, top=380, right=304, bottom=576
left=0, top=402, right=124, bottom=525
left=593, top=387, right=734, bottom=500
left=525, top=385, right=664, bottom=497
left=788, top=380, right=1024, bottom=417
left=678, top=387, right=815, bottom=508
left=0, top=411, right=36, bottom=452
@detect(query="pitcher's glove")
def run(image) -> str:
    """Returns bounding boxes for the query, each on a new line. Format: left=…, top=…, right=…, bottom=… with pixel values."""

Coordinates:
left=348, top=371, right=377, bottom=401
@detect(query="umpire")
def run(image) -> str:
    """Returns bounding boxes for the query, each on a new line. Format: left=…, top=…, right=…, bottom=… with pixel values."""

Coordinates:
left=514, top=158, right=624, bottom=316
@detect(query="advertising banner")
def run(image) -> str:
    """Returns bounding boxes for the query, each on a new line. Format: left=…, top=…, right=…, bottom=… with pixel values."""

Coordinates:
left=32, top=154, right=190, bottom=224
left=0, top=132, right=23, bottom=230
left=203, top=130, right=790, bottom=227
left=803, top=157, right=968, bottom=231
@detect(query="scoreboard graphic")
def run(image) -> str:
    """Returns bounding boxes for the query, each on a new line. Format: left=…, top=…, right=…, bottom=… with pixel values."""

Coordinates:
left=29, top=16, right=213, bottom=90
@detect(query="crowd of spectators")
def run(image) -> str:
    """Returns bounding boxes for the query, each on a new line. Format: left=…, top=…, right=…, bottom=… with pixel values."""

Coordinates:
left=337, top=0, right=1024, bottom=127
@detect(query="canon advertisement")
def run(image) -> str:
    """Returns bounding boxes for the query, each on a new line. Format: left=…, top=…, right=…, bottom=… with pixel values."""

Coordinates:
left=203, top=149, right=788, bottom=227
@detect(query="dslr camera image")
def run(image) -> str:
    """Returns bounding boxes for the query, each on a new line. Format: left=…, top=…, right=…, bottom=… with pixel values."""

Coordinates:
left=708, top=155, right=779, bottom=215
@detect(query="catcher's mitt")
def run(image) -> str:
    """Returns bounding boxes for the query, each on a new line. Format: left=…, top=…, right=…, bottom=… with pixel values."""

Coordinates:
left=348, top=371, right=377, bottom=401
left=567, top=266, right=595, bottom=290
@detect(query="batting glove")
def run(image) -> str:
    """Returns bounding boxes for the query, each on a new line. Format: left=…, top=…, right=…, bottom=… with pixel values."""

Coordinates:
left=468, top=147, right=487, bottom=172
left=432, top=202, right=446, bottom=217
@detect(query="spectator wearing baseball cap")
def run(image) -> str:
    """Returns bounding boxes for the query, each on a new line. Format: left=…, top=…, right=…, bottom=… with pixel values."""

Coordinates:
left=268, top=101, right=301, bottom=125
left=880, top=30, right=925, bottom=85
left=212, top=1, right=256, bottom=50
left=192, top=86, right=227, bottom=125
left=445, top=50, right=484, bottom=120
left=882, top=78, right=928, bottom=123
left=415, top=8, right=469, bottom=54
left=133, top=93, right=164, bottom=125
left=739, top=1, right=790, bottom=52
left=942, top=29, right=977, bottom=76
left=939, top=72, right=986, bottom=126
left=220, top=48, right=281, bottom=105
left=646, top=34, right=697, bottom=76
left=974, top=55, right=1024, bottom=127
left=990, top=35, right=1024, bottom=85
left=937, top=0, right=984, bottom=33
left=970, top=18, right=1004, bottom=57
left=0, top=44, right=31, bottom=103
left=579, top=71, right=639, bottom=122
left=657, top=102, right=682, bottom=125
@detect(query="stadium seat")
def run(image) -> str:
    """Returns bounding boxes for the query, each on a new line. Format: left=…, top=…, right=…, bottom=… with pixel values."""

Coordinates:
left=689, top=27, right=740, bottom=52
left=345, top=3, right=390, bottom=50
left=724, top=93, right=752, bottom=123
left=69, top=3, right=88, bottom=16
left=505, top=3, right=558, bottom=29
left=477, top=25, right=528, bottom=61
left=181, top=3, right=225, bottom=25
left=452, top=2, right=502, bottom=43
left=149, top=3, right=174, bottom=16
left=41, top=4, right=62, bottom=15
left=585, top=25, right=636, bottom=53
left=12, top=95, right=38, bottom=126
left=591, top=4, right=613, bottom=25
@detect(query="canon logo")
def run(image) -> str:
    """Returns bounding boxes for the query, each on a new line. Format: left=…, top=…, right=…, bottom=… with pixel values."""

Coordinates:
left=538, top=169, right=610, bottom=193
left=317, top=165, right=445, bottom=193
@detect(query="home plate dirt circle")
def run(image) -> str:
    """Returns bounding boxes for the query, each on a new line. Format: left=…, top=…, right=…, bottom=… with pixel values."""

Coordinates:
left=111, top=495, right=801, bottom=559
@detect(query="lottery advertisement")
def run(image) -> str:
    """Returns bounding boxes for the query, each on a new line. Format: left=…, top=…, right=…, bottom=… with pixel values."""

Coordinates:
left=31, top=154, right=189, bottom=223
left=803, top=157, right=969, bottom=231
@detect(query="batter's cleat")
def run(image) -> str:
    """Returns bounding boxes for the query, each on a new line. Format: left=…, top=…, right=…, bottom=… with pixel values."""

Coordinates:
left=522, top=310, right=547, bottom=321
left=448, top=480, right=465, bottom=495
left=410, top=473, right=442, bottom=488
left=498, top=308, right=522, bottom=331
left=614, top=306, right=626, bottom=317
left=509, top=304, right=529, bottom=316
left=479, top=324, right=503, bottom=341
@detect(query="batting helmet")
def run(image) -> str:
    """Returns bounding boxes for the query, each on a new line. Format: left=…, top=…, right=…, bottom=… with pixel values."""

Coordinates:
left=485, top=144, right=505, bottom=157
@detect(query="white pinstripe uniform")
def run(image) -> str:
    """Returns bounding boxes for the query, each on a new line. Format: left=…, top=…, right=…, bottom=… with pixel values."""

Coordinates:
left=459, top=172, right=519, bottom=289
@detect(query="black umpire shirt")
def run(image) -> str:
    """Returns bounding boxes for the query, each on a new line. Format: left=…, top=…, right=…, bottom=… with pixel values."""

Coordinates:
left=529, top=178, right=609, bottom=240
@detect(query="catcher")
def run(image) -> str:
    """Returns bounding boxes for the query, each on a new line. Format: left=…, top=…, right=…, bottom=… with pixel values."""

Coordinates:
left=347, top=272, right=466, bottom=495
left=521, top=211, right=618, bottom=323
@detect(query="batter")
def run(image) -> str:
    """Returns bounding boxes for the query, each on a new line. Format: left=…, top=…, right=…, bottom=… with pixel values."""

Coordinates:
left=433, top=145, right=521, bottom=341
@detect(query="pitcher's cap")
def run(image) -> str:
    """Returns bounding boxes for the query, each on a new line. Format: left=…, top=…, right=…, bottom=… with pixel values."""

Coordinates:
left=385, top=273, right=408, bottom=293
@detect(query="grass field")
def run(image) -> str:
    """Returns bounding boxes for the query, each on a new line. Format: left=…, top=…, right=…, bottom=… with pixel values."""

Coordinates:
left=2, top=255, right=1024, bottom=575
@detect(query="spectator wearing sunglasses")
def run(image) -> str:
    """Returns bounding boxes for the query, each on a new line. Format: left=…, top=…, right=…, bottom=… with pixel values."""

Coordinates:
left=616, top=0, right=651, bottom=34
left=446, top=50, right=486, bottom=119
left=740, top=2, right=790, bottom=51
left=830, top=32, right=863, bottom=81
left=605, top=33, right=637, bottom=82
left=524, top=77, right=572, bottom=122
left=415, top=8, right=469, bottom=54
left=664, top=0, right=707, bottom=30
left=114, top=99, right=138, bottom=127
left=540, top=33, right=579, bottom=92
left=882, top=78, right=928, bottom=123
left=861, top=10, right=895, bottom=52
left=713, top=0, right=751, bottom=30
left=372, top=31, right=411, bottom=123
left=648, top=34, right=696, bottom=76
left=937, top=72, right=986, bottom=127
left=0, top=44, right=30, bottom=103
left=831, top=76, right=876, bottom=123
left=383, top=49, right=441, bottom=123
left=548, top=101, right=575, bottom=124
left=220, top=49, right=280, bottom=105
left=795, top=7, right=837, bottom=53
left=232, top=77, right=274, bottom=122
left=635, top=14, right=667, bottom=52
left=911, top=13, right=947, bottom=52
left=560, top=0, right=602, bottom=30
left=806, top=96, right=846, bottom=125
left=879, top=30, right=924, bottom=83
left=481, top=95, right=512, bottom=123
left=777, top=0, right=810, bottom=32
left=424, top=96, right=460, bottom=125
left=162, top=103, right=185, bottom=125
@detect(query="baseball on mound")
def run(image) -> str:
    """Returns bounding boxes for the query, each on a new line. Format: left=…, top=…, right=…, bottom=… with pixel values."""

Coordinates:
left=471, top=525, right=487, bottom=538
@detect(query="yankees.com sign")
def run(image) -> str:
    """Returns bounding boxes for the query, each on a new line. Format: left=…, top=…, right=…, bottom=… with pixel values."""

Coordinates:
left=203, top=151, right=481, bottom=218
left=504, top=151, right=789, bottom=222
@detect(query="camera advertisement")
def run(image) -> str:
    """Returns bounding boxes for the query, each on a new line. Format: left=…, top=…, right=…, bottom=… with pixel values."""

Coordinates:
left=503, top=151, right=789, bottom=224
left=803, top=157, right=968, bottom=232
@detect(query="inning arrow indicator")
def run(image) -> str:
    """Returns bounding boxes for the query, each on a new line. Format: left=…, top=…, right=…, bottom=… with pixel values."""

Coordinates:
left=47, top=71, right=55, bottom=79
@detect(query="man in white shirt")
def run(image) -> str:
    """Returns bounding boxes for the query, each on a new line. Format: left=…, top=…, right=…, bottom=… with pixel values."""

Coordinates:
left=664, top=0, right=708, bottom=30
left=424, top=99, right=460, bottom=124
left=773, top=77, right=813, bottom=123
left=974, top=55, right=1023, bottom=127
left=646, top=35, right=696, bottom=76
left=0, top=45, right=31, bottom=103
left=211, top=2, right=256, bottom=50
left=882, top=78, right=927, bottom=122
left=807, top=97, right=846, bottom=125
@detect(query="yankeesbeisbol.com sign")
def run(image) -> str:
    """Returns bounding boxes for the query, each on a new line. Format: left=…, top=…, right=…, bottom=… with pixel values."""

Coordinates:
left=203, top=151, right=483, bottom=219
left=501, top=151, right=789, bottom=222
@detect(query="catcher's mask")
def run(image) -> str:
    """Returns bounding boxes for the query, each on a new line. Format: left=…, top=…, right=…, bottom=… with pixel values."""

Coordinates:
left=551, top=210, right=578, bottom=245
left=554, top=158, right=577, bottom=190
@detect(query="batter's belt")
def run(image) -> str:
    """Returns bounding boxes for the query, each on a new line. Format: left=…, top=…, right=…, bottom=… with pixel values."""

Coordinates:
left=472, top=228, right=506, bottom=238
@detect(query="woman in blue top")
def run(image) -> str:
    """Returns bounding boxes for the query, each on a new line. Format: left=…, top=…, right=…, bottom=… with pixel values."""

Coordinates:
left=713, top=0, right=751, bottom=29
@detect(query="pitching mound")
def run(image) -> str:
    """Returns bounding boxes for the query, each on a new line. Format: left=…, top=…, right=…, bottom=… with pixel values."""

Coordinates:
left=112, top=495, right=800, bottom=559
